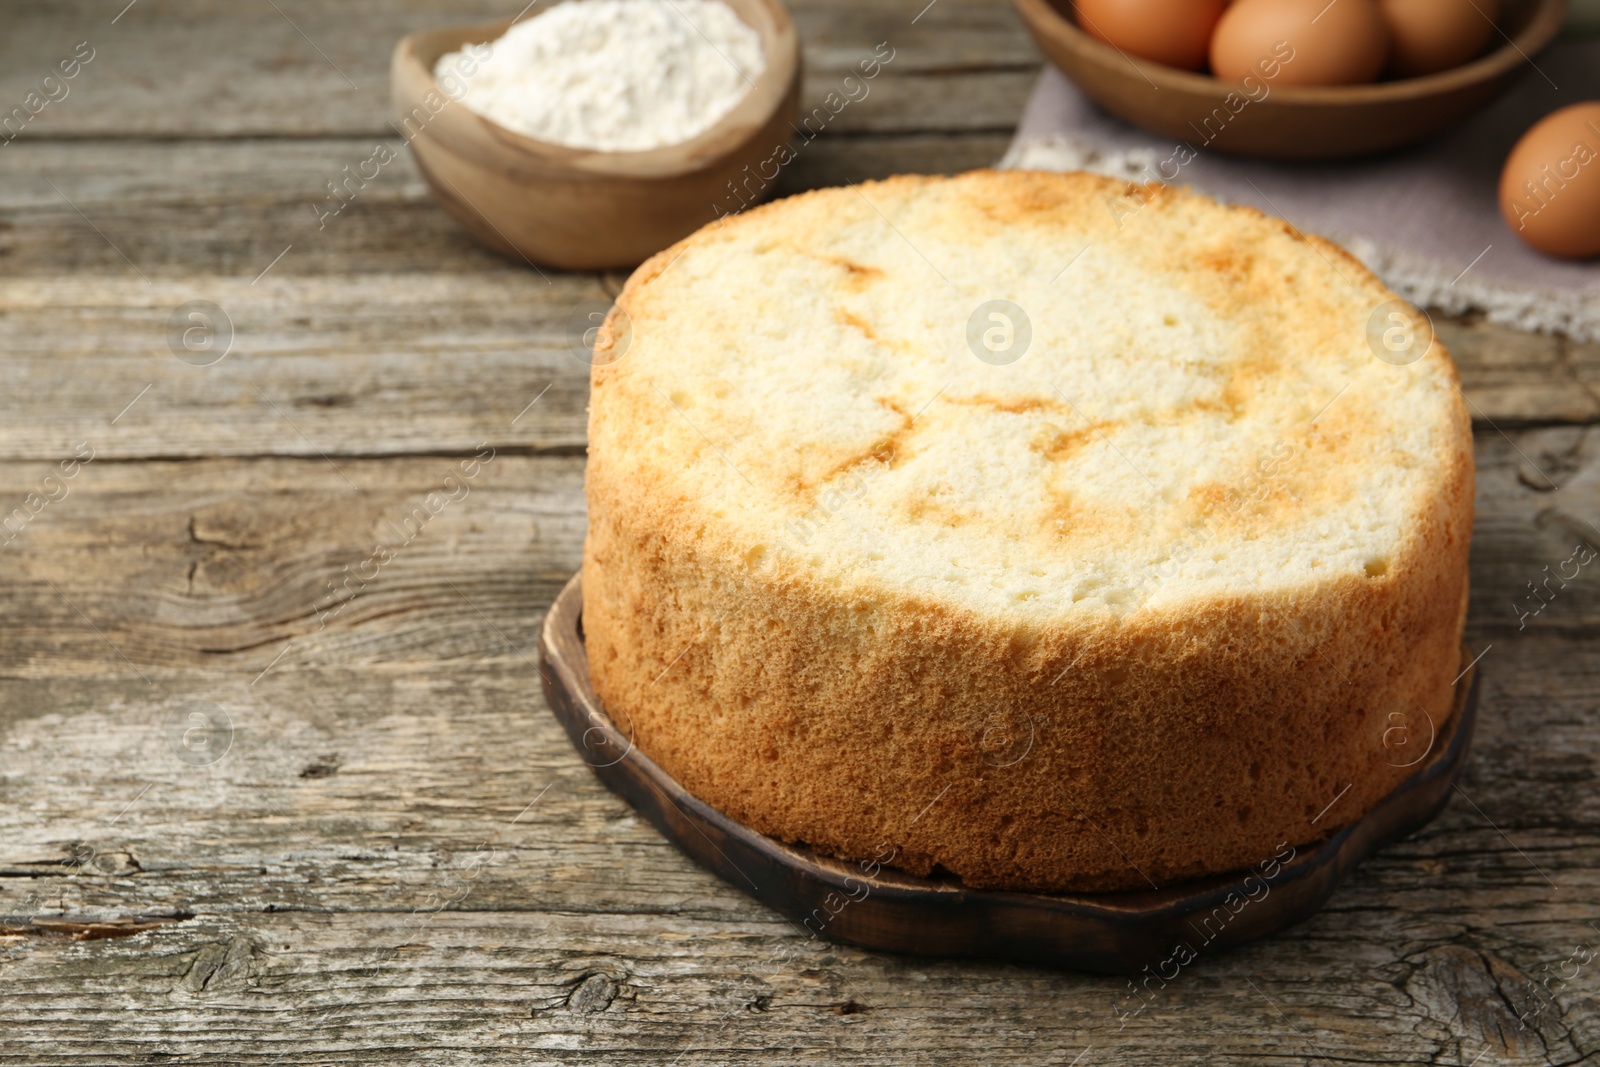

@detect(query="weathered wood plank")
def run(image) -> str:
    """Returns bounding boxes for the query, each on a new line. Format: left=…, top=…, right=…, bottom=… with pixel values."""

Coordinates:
left=2, top=2, right=1597, bottom=1062
left=0, top=455, right=583, bottom=675
left=1435, top=317, right=1600, bottom=428
left=0, top=143, right=519, bottom=279
left=1, top=282, right=1587, bottom=458
left=0, top=433, right=1598, bottom=680
left=2, top=140, right=1596, bottom=463
left=0, top=135, right=1019, bottom=280
left=0, top=633, right=1596, bottom=1064
left=1467, top=428, right=1600, bottom=632
left=0, top=0, right=1038, bottom=141
left=0, top=273, right=598, bottom=459
left=0, top=908, right=1591, bottom=1064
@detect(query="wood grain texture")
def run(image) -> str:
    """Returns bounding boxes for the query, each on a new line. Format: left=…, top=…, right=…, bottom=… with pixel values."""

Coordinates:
left=0, top=0, right=1039, bottom=138
left=2, top=0, right=1598, bottom=1063
left=1, top=631, right=1597, bottom=1064
left=1, top=434, right=1598, bottom=1063
left=0, top=142, right=1595, bottom=456
left=0, top=433, right=1591, bottom=673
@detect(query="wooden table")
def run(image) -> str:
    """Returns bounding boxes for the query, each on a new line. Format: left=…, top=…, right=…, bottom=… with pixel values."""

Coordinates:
left=2, top=3, right=1596, bottom=1064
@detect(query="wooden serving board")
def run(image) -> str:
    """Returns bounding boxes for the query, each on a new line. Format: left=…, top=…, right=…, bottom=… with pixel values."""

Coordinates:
left=538, top=573, right=1479, bottom=976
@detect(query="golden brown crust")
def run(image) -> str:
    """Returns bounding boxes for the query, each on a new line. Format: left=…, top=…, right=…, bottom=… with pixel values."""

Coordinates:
left=583, top=170, right=1474, bottom=892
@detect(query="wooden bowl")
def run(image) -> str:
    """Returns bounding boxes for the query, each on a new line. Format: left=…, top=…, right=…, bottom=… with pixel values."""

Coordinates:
left=539, top=573, right=1482, bottom=974
left=391, top=0, right=801, bottom=270
left=1012, top=0, right=1568, bottom=160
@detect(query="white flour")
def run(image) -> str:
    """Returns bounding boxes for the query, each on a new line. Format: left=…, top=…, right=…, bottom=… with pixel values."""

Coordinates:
left=436, top=0, right=764, bottom=152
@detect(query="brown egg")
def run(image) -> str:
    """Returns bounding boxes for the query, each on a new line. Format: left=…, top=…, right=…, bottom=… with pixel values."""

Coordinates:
left=1499, top=103, right=1600, bottom=260
left=1210, top=0, right=1389, bottom=87
left=1379, top=0, right=1498, bottom=77
left=1075, top=0, right=1227, bottom=71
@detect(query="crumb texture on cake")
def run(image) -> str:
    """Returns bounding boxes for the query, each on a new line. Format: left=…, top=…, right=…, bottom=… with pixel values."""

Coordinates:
left=582, top=169, right=1474, bottom=892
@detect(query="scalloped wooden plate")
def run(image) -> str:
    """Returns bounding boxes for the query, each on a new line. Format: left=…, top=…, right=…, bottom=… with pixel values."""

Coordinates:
left=538, top=573, right=1478, bottom=974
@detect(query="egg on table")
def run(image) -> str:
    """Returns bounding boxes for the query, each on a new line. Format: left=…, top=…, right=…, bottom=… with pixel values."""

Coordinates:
left=1210, top=0, right=1390, bottom=86
left=1074, top=0, right=1227, bottom=71
left=1378, top=0, right=1498, bottom=78
left=1499, top=103, right=1600, bottom=260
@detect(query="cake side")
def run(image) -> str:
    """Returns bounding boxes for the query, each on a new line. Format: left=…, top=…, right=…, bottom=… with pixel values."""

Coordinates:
left=582, top=449, right=1470, bottom=891
left=582, top=169, right=1474, bottom=892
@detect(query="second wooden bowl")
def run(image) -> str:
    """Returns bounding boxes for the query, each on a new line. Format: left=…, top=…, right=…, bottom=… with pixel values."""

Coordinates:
left=391, top=0, right=801, bottom=270
left=1013, top=0, right=1568, bottom=160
